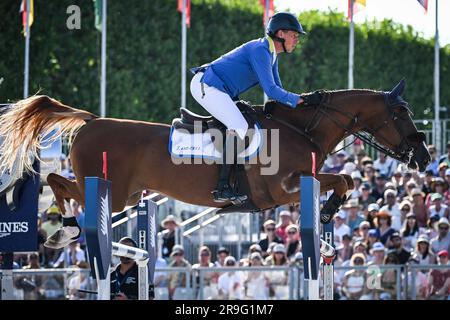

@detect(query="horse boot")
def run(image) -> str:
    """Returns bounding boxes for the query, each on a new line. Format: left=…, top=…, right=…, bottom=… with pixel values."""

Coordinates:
left=44, top=201, right=82, bottom=249
left=320, top=193, right=346, bottom=224
left=212, top=130, right=248, bottom=204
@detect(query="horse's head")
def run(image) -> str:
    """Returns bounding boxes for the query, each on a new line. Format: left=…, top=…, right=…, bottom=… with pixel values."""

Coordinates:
left=360, top=79, right=430, bottom=171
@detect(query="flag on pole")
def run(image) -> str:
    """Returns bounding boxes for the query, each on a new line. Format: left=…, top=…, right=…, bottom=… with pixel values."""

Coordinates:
left=19, top=0, right=34, bottom=37
left=178, top=0, right=191, bottom=28
left=417, top=0, right=428, bottom=12
left=259, top=0, right=275, bottom=26
left=93, top=0, right=102, bottom=31
left=347, top=0, right=366, bottom=20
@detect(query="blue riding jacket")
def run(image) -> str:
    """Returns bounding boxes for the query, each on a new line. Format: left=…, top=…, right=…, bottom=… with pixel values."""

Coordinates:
left=192, top=37, right=300, bottom=108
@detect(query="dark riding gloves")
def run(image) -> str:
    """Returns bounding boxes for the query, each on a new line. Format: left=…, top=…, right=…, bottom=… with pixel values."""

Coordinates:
left=300, top=90, right=323, bottom=107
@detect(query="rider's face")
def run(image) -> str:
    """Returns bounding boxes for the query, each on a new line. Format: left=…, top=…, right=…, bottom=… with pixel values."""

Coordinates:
left=281, top=30, right=300, bottom=53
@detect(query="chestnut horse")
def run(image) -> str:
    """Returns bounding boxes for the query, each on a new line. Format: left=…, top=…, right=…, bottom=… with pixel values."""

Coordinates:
left=0, top=80, right=430, bottom=249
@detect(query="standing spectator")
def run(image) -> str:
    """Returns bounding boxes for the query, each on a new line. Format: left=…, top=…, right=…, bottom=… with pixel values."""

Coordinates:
left=387, top=232, right=411, bottom=265
left=374, top=211, right=396, bottom=246
left=401, top=212, right=423, bottom=252
left=430, top=217, right=450, bottom=254
left=258, top=220, right=283, bottom=256
left=275, top=210, right=293, bottom=242
left=168, top=245, right=191, bottom=300
left=214, top=247, right=229, bottom=267
left=161, top=215, right=180, bottom=260
left=333, top=210, right=351, bottom=246
left=428, top=193, right=450, bottom=219
left=381, top=189, right=402, bottom=231
left=411, top=235, right=436, bottom=267
left=374, top=152, right=397, bottom=177
left=425, top=145, right=439, bottom=176
left=427, top=250, right=450, bottom=300
left=410, top=188, right=428, bottom=228
left=345, top=199, right=365, bottom=232
left=217, top=256, right=244, bottom=300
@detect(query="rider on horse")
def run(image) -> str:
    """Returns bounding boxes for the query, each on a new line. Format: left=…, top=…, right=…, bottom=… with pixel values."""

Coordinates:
left=190, top=12, right=308, bottom=203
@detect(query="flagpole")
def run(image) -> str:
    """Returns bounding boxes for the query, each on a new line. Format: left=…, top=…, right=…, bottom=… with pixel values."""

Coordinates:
left=348, top=0, right=354, bottom=90
left=181, top=0, right=187, bottom=109
left=434, top=0, right=441, bottom=154
left=263, top=0, right=269, bottom=103
left=100, top=0, right=107, bottom=118
left=23, top=0, right=30, bottom=98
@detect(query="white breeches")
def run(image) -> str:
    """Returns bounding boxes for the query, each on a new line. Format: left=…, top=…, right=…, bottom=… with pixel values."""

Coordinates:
left=190, top=72, right=248, bottom=140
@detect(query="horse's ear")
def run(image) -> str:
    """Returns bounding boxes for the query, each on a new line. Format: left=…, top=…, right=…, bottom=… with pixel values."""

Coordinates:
left=389, top=79, right=406, bottom=98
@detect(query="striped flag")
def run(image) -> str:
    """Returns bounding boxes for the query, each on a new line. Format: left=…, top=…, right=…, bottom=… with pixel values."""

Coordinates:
left=93, top=0, right=102, bottom=31
left=178, top=0, right=191, bottom=27
left=348, top=0, right=366, bottom=20
left=19, top=0, right=34, bottom=36
left=259, top=0, right=275, bottom=26
left=417, top=0, right=428, bottom=12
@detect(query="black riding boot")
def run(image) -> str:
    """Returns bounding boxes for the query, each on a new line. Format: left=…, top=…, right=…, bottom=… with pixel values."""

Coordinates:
left=213, top=132, right=247, bottom=203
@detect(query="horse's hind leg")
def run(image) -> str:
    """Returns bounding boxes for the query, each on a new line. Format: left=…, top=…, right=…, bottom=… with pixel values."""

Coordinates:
left=44, top=173, right=83, bottom=249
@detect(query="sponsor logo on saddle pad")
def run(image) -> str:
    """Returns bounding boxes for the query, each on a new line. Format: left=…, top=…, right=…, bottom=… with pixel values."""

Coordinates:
left=168, top=123, right=263, bottom=161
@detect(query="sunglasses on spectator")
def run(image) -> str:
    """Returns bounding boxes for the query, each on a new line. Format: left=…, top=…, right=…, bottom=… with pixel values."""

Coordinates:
left=360, top=227, right=369, bottom=230
left=287, top=230, right=297, bottom=234
left=226, top=262, right=235, bottom=266
left=200, top=252, right=210, bottom=257
left=354, top=259, right=364, bottom=264
left=172, top=252, right=182, bottom=257
left=439, top=226, right=449, bottom=230
left=266, top=228, right=275, bottom=232
left=401, top=208, right=411, bottom=211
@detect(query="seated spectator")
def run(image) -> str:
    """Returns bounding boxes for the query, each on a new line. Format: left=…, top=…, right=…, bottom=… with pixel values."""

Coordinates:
left=376, top=253, right=401, bottom=300
left=387, top=232, right=411, bottom=264
left=374, top=152, right=397, bottom=178
left=428, top=193, right=450, bottom=219
left=333, top=210, right=351, bottom=246
left=217, top=256, right=244, bottom=300
left=359, top=184, right=377, bottom=213
left=53, top=241, right=86, bottom=268
left=365, top=203, right=380, bottom=229
left=430, top=217, right=450, bottom=254
left=365, top=229, right=379, bottom=253
left=381, top=189, right=402, bottom=231
left=168, top=244, right=191, bottom=300
left=337, top=234, right=353, bottom=263
left=399, top=200, right=413, bottom=225
left=426, top=177, right=449, bottom=208
left=341, top=253, right=367, bottom=300
left=427, top=250, right=450, bottom=300
left=161, top=215, right=180, bottom=260
left=410, top=188, right=428, bottom=228
left=265, top=244, right=289, bottom=299
left=244, top=252, right=270, bottom=299
left=401, top=212, right=424, bottom=252
left=426, top=215, right=441, bottom=240
left=240, top=244, right=263, bottom=266
left=349, top=170, right=363, bottom=199
left=192, top=246, right=217, bottom=300
left=16, top=253, right=44, bottom=300
left=357, top=221, right=371, bottom=241
left=285, top=224, right=301, bottom=259
left=374, top=211, right=396, bottom=246
left=214, top=247, right=229, bottom=267
left=406, top=256, right=429, bottom=300
left=275, top=210, right=293, bottom=243
left=258, top=219, right=283, bottom=257
left=345, top=199, right=365, bottom=232
left=411, top=235, right=436, bottom=269
left=353, top=240, right=367, bottom=258
left=367, top=242, right=386, bottom=265
left=68, top=261, right=93, bottom=300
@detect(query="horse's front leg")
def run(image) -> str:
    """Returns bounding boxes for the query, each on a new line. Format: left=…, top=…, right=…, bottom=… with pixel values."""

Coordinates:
left=316, top=173, right=350, bottom=224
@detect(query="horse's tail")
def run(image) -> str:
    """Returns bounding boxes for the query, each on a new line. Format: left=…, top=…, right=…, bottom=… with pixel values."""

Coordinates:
left=0, top=95, right=98, bottom=175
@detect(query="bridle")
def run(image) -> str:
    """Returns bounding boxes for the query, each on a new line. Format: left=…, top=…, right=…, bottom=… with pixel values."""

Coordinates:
left=261, top=91, right=422, bottom=164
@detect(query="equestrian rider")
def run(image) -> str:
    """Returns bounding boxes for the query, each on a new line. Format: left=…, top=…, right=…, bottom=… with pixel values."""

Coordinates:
left=190, top=12, right=306, bottom=203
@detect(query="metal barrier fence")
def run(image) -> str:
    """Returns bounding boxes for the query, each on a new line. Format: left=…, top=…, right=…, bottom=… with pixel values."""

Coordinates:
left=2, top=264, right=449, bottom=300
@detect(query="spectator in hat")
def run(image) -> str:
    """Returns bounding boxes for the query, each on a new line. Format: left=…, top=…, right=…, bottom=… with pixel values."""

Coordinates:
left=265, top=244, right=289, bottom=299
left=357, top=221, right=371, bottom=241
left=428, top=193, right=450, bottom=220
left=365, top=229, right=379, bottom=254
left=405, top=180, right=419, bottom=199
left=168, top=244, right=191, bottom=300
left=380, top=189, right=402, bottom=231
left=399, top=200, right=413, bottom=223
left=401, top=212, right=424, bottom=252
left=359, top=183, right=377, bottom=213
left=333, top=210, right=351, bottom=246
left=41, top=205, right=63, bottom=267
left=410, top=188, right=428, bottom=228
left=341, top=253, right=367, bottom=300
left=240, top=244, right=263, bottom=266
left=368, top=242, right=386, bottom=265
left=411, top=235, right=436, bottom=267
left=345, top=199, right=365, bottom=232
left=430, top=217, right=450, bottom=254
left=285, top=224, right=301, bottom=258
left=388, top=232, right=411, bottom=265
left=192, top=246, right=217, bottom=300
left=275, top=210, right=293, bottom=242
left=421, top=169, right=435, bottom=197
left=265, top=243, right=288, bottom=266
left=258, top=219, right=284, bottom=256
left=426, top=177, right=449, bottom=207
left=244, top=252, right=270, bottom=299
left=375, top=211, right=396, bottom=246
left=217, top=256, right=245, bottom=300
left=337, top=234, right=353, bottom=263
left=215, top=247, right=230, bottom=267
left=349, top=170, right=363, bottom=199
left=427, top=250, right=450, bottom=300
left=161, top=215, right=180, bottom=260
left=438, top=162, right=449, bottom=180
left=365, top=203, right=380, bottom=229
left=374, top=152, right=397, bottom=178
left=426, top=215, right=441, bottom=240
left=425, top=145, right=439, bottom=176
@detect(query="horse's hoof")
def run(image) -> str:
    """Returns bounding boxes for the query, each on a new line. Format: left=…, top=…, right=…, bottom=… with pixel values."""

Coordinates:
left=44, top=227, right=80, bottom=249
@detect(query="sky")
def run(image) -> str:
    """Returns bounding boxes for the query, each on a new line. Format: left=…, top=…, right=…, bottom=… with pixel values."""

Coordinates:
left=275, top=0, right=450, bottom=47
